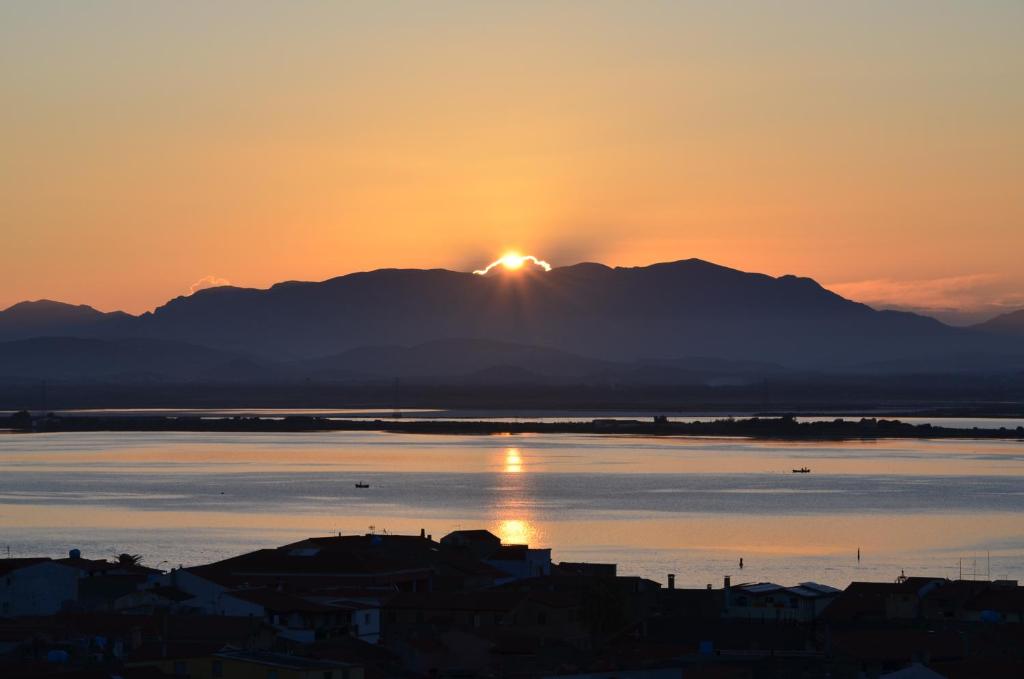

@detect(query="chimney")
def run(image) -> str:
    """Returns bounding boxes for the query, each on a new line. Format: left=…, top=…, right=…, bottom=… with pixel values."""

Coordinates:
left=667, top=574, right=675, bottom=590
left=724, top=575, right=732, bottom=608
left=420, top=528, right=426, bottom=539
left=724, top=575, right=731, bottom=589
left=68, top=548, right=81, bottom=560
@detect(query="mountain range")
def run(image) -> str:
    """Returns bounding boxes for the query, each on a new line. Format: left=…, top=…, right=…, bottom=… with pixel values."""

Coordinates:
left=1, top=259, right=1022, bottom=384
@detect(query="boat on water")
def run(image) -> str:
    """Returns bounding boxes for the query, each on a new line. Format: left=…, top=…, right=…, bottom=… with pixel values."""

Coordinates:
left=792, top=467, right=811, bottom=474
left=355, top=482, right=370, bottom=488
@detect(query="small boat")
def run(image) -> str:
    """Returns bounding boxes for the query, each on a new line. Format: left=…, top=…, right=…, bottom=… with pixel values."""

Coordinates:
left=355, top=482, right=370, bottom=488
left=792, top=467, right=811, bottom=474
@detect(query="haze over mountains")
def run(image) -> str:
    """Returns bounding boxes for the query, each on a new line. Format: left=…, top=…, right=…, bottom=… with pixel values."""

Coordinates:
left=2, top=259, right=1022, bottom=385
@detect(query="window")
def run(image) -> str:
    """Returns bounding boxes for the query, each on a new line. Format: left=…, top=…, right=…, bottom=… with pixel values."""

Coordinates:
left=212, top=660, right=223, bottom=677
left=364, top=612, right=370, bottom=624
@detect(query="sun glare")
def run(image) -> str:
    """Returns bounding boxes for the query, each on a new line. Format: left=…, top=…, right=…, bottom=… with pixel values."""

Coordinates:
left=501, top=253, right=525, bottom=270
left=473, top=252, right=552, bottom=275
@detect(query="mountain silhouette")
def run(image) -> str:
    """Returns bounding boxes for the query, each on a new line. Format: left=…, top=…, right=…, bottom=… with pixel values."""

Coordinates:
left=972, top=308, right=1024, bottom=337
left=1, top=260, right=1019, bottom=378
left=0, top=300, right=130, bottom=341
left=113, top=259, right=1011, bottom=369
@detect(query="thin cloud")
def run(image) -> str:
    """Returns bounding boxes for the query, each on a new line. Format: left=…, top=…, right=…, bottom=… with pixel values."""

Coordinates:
left=827, top=273, right=1023, bottom=312
left=188, top=275, right=231, bottom=295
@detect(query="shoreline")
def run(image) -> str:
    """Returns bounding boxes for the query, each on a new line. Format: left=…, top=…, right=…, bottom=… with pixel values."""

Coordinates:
left=8, top=413, right=1024, bottom=440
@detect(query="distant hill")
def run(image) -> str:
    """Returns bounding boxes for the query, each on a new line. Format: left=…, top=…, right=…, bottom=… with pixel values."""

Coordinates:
left=296, top=339, right=612, bottom=381
left=0, top=300, right=131, bottom=341
left=972, top=309, right=1024, bottom=337
left=2, top=260, right=1019, bottom=377
left=0, top=335, right=787, bottom=386
left=0, top=337, right=256, bottom=383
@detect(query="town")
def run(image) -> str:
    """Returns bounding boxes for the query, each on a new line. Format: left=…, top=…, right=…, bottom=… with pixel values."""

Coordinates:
left=1, top=529, right=1021, bottom=678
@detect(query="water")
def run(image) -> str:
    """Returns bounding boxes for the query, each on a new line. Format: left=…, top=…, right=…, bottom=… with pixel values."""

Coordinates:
left=0, top=430, right=1021, bottom=588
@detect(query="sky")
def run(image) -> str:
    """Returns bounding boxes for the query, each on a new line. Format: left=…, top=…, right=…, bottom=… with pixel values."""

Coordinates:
left=1, top=1, right=1022, bottom=320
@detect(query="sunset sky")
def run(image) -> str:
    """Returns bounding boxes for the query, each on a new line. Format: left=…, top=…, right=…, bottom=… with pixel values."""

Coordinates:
left=2, top=1, right=1022, bottom=320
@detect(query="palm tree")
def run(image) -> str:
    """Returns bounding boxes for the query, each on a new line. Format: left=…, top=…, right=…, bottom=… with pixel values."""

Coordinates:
left=115, top=553, right=143, bottom=567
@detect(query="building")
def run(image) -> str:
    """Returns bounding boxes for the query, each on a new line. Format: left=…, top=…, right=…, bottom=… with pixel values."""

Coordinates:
left=129, top=648, right=362, bottom=679
left=0, top=559, right=79, bottom=616
left=722, top=577, right=839, bottom=622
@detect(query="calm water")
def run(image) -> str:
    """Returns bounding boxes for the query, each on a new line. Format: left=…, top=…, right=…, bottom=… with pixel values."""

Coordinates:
left=1, top=430, right=1022, bottom=588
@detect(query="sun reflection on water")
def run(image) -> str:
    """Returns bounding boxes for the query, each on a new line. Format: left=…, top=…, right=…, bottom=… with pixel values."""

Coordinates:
left=497, top=518, right=537, bottom=545
left=503, top=448, right=523, bottom=474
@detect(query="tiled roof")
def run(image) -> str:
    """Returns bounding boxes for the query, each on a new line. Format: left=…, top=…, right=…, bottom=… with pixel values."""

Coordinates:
left=385, top=589, right=576, bottom=612
left=224, top=588, right=346, bottom=613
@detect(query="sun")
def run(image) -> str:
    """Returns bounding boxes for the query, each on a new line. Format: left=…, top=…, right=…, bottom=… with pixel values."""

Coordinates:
left=500, top=252, right=526, bottom=270
left=473, top=252, right=552, bottom=275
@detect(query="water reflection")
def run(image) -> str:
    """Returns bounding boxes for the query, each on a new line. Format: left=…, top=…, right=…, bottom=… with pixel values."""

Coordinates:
left=498, top=518, right=536, bottom=545
left=494, top=447, right=541, bottom=545
left=503, top=447, right=523, bottom=474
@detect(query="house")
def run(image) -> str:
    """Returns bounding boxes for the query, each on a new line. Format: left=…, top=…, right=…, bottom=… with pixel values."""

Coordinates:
left=439, top=529, right=552, bottom=583
left=440, top=530, right=502, bottom=558
left=555, top=562, right=617, bottom=577
left=113, top=585, right=198, bottom=615
left=921, top=579, right=1024, bottom=623
left=822, top=577, right=946, bottom=624
left=0, top=559, right=79, bottom=616
left=382, top=589, right=587, bottom=649
left=217, top=588, right=355, bottom=643
left=132, top=649, right=363, bottom=679
left=498, top=573, right=663, bottom=639
left=486, top=544, right=552, bottom=581
left=722, top=578, right=839, bottom=622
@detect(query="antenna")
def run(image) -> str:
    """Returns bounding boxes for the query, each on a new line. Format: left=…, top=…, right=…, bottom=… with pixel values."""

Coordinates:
left=392, top=378, right=402, bottom=419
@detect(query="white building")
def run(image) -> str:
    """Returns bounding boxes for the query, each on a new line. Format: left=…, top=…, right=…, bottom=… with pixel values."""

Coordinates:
left=723, top=578, right=840, bottom=622
left=0, top=559, right=80, bottom=616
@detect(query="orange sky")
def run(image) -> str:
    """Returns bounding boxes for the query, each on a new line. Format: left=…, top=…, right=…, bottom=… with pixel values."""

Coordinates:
left=1, top=2, right=1022, bottom=317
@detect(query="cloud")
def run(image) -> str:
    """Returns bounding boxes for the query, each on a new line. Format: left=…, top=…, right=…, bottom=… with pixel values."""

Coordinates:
left=823, top=272, right=1024, bottom=323
left=473, top=253, right=552, bottom=276
left=188, top=275, right=231, bottom=295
